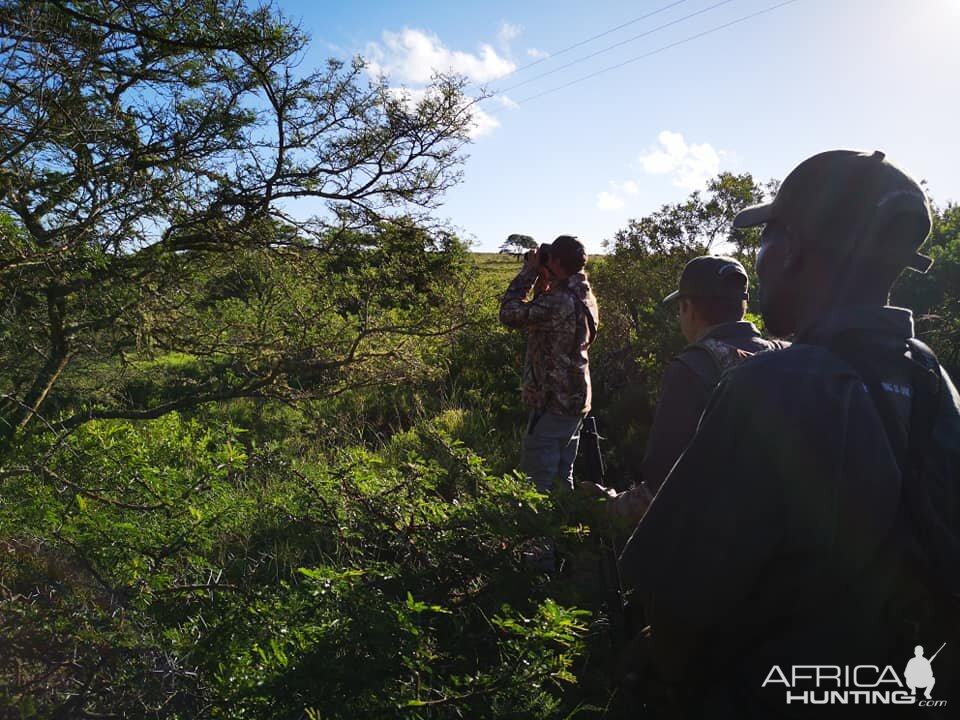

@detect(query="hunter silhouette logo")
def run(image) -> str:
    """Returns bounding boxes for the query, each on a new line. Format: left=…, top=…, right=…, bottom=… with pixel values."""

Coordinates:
left=762, top=642, right=949, bottom=707
left=905, top=643, right=945, bottom=700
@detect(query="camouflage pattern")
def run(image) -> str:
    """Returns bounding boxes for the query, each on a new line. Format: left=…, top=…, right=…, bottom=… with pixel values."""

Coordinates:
left=693, top=336, right=788, bottom=378
left=500, top=265, right=599, bottom=416
left=673, top=324, right=790, bottom=393
left=696, top=337, right=762, bottom=373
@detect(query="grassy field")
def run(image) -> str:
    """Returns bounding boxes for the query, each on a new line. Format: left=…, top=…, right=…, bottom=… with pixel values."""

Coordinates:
left=472, top=251, right=524, bottom=287
left=471, top=251, right=606, bottom=288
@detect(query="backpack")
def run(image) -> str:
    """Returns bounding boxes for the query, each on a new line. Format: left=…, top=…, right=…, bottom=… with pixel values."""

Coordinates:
left=828, top=334, right=960, bottom=697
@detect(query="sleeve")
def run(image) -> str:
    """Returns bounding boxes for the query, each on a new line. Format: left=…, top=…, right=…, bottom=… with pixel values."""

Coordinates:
left=499, top=265, right=554, bottom=328
left=639, top=359, right=711, bottom=493
left=618, top=371, right=784, bottom=679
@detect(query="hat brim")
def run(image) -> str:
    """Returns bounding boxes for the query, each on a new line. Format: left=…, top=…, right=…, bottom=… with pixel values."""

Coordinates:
left=733, top=202, right=774, bottom=229
left=662, top=289, right=680, bottom=304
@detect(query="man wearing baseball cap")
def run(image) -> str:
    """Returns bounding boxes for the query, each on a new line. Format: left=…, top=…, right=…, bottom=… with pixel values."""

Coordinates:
left=643, top=255, right=787, bottom=495
left=584, top=255, right=787, bottom=525
left=618, top=150, right=960, bottom=717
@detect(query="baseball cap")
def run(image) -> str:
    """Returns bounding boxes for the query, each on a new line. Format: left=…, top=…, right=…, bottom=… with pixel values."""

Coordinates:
left=733, top=150, right=933, bottom=273
left=662, top=255, right=749, bottom=303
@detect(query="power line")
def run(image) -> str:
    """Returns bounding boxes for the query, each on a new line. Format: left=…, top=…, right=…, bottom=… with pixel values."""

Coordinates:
left=497, top=0, right=736, bottom=94
left=515, top=0, right=800, bottom=105
left=487, top=0, right=693, bottom=85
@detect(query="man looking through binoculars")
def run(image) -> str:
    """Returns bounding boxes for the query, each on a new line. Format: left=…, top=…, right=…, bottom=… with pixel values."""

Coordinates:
left=500, top=235, right=600, bottom=495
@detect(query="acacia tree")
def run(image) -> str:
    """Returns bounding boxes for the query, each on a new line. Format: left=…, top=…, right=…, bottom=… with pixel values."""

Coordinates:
left=0, top=0, right=479, bottom=454
left=498, top=233, right=536, bottom=260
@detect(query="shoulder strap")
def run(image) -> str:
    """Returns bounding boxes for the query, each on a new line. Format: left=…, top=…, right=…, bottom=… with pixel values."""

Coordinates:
left=904, top=338, right=942, bottom=453
left=826, top=333, right=960, bottom=604
left=676, top=342, right=726, bottom=392
left=827, top=333, right=941, bottom=471
left=580, top=297, right=598, bottom=345
left=566, top=286, right=597, bottom=353
left=828, top=333, right=909, bottom=466
left=679, top=338, right=761, bottom=393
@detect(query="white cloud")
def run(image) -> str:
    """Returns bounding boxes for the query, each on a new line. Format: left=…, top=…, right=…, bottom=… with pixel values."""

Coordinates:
left=596, top=191, right=625, bottom=211
left=596, top=134, right=727, bottom=214
left=637, top=130, right=722, bottom=191
left=387, top=86, right=428, bottom=106
left=497, top=22, right=522, bottom=46
left=496, top=94, right=519, bottom=110
left=468, top=107, right=501, bottom=138
left=595, top=180, right=640, bottom=210
left=526, top=47, right=550, bottom=59
left=364, top=28, right=515, bottom=84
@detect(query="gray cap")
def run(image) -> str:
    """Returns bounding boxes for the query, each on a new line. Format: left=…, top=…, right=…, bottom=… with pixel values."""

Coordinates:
left=662, top=255, right=749, bottom=304
left=734, top=150, right=933, bottom=273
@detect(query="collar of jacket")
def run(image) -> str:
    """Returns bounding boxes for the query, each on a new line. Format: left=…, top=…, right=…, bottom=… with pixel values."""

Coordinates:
left=697, top=320, right=761, bottom=344
left=795, top=305, right=915, bottom=346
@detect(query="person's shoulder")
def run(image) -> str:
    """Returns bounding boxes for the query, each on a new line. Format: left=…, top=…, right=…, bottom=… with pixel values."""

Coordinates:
left=673, top=345, right=719, bottom=384
left=723, top=342, right=852, bottom=389
left=665, top=351, right=711, bottom=382
left=568, top=274, right=597, bottom=298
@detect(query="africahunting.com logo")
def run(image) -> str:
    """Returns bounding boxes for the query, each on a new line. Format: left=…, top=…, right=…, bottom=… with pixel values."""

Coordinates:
left=762, top=643, right=948, bottom=708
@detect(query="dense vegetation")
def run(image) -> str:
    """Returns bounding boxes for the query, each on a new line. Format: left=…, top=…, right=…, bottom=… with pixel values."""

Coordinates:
left=1, top=2, right=958, bottom=718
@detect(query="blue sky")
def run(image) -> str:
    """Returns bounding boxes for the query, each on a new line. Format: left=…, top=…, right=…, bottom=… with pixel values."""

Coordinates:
left=277, top=0, right=960, bottom=253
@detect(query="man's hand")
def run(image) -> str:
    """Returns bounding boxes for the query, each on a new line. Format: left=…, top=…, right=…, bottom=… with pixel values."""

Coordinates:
left=573, top=482, right=652, bottom=535
left=608, top=485, right=653, bottom=525
left=574, top=481, right=617, bottom=500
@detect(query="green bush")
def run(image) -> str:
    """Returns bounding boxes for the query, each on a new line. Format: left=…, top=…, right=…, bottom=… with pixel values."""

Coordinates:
left=1, top=412, right=599, bottom=719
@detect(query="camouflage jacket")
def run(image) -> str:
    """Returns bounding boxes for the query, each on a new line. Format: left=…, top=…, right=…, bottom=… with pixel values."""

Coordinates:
left=499, top=265, right=599, bottom=416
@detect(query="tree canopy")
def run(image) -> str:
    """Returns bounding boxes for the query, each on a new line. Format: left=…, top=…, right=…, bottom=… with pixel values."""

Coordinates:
left=0, top=0, right=479, bottom=452
left=498, top=233, right=537, bottom=258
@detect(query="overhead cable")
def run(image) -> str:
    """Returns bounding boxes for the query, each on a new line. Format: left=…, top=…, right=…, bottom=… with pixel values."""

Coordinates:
left=514, top=0, right=800, bottom=105
left=487, top=0, right=694, bottom=85
left=498, top=0, right=736, bottom=94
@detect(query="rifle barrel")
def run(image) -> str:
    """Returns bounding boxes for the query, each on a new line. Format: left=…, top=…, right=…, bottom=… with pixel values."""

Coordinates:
left=930, top=642, right=946, bottom=663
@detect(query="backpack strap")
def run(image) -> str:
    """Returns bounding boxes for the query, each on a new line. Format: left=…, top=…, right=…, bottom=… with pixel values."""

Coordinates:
left=826, top=333, right=941, bottom=471
left=900, top=340, right=960, bottom=601
left=826, top=332, right=959, bottom=604
left=566, top=285, right=597, bottom=355
left=827, top=332, right=911, bottom=465
left=678, top=337, right=777, bottom=393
